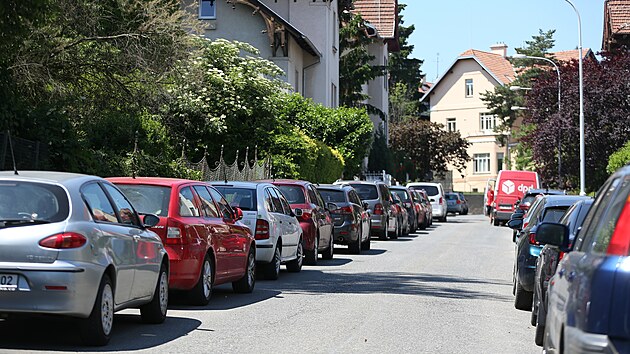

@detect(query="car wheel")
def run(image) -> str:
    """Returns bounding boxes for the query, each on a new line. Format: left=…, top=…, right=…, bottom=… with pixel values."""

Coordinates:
left=322, top=233, right=334, bottom=260
left=514, top=282, right=533, bottom=311
left=440, top=214, right=447, bottom=222
left=349, top=228, right=361, bottom=254
left=389, top=221, right=399, bottom=240
left=379, top=222, right=389, bottom=241
left=189, top=254, right=213, bottom=306
left=304, top=234, right=318, bottom=265
left=535, top=304, right=546, bottom=346
left=140, top=264, right=168, bottom=324
left=361, top=227, right=371, bottom=250
left=286, top=238, right=303, bottom=272
left=233, top=247, right=256, bottom=293
left=80, top=274, right=114, bottom=346
left=263, top=244, right=281, bottom=280
left=530, top=291, right=539, bottom=326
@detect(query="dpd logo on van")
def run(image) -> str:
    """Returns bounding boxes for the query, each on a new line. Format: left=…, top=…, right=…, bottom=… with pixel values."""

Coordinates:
left=502, top=180, right=515, bottom=194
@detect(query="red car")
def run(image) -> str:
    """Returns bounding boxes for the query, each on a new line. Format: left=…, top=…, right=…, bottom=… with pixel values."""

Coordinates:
left=108, top=177, right=256, bottom=305
left=266, top=180, right=335, bottom=265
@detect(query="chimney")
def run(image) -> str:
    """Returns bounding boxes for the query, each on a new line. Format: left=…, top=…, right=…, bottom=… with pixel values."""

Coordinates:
left=490, top=43, right=508, bottom=58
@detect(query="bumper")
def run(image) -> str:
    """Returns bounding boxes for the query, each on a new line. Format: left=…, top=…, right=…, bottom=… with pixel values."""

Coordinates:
left=299, top=221, right=317, bottom=251
left=370, top=215, right=387, bottom=231
left=0, top=261, right=103, bottom=318
left=495, top=211, right=513, bottom=222
left=255, top=239, right=276, bottom=264
left=447, top=205, right=462, bottom=213
left=564, top=326, right=616, bottom=354
left=433, top=205, right=446, bottom=218
left=333, top=222, right=360, bottom=244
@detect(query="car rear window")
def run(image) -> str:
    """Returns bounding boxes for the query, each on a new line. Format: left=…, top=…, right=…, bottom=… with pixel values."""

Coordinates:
left=542, top=207, right=569, bottom=223
left=319, top=189, right=346, bottom=203
left=0, top=181, right=70, bottom=223
left=349, top=184, right=378, bottom=200
left=277, top=185, right=306, bottom=204
left=391, top=190, right=410, bottom=202
left=445, top=194, right=458, bottom=200
left=214, top=187, right=257, bottom=211
left=410, top=185, right=439, bottom=196
left=115, top=184, right=171, bottom=217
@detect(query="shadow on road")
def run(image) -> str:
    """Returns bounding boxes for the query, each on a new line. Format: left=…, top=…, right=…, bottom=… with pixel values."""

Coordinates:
left=0, top=314, right=201, bottom=351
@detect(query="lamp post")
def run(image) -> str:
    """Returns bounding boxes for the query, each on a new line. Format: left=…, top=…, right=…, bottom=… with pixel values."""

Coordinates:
left=563, top=0, right=586, bottom=195
left=512, top=54, right=562, bottom=188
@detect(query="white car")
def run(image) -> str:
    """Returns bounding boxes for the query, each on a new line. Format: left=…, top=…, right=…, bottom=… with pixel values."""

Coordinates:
left=211, top=181, right=303, bottom=279
left=407, top=182, right=448, bottom=222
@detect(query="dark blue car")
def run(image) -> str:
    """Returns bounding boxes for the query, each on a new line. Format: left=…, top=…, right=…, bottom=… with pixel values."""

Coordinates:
left=510, top=195, right=590, bottom=312
left=539, top=166, right=630, bottom=353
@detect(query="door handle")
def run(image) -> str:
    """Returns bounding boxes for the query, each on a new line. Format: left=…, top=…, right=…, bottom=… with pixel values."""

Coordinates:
left=558, top=269, right=565, bottom=278
left=567, top=271, right=576, bottom=282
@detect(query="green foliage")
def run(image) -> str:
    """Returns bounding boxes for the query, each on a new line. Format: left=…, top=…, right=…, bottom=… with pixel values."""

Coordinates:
left=607, top=141, right=630, bottom=174
left=512, top=123, right=536, bottom=171
left=367, top=126, right=394, bottom=174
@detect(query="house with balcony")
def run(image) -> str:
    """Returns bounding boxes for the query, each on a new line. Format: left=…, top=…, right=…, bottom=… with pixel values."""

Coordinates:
left=191, top=0, right=339, bottom=107
left=603, top=0, right=630, bottom=52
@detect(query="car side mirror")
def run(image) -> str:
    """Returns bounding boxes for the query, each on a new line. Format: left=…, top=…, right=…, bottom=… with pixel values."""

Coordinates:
left=535, top=222, right=569, bottom=248
left=142, top=214, right=160, bottom=228
left=404, top=202, right=412, bottom=208
left=327, top=202, right=338, bottom=211
left=294, top=208, right=303, bottom=218
left=507, top=218, right=523, bottom=230
left=232, top=207, right=244, bottom=221
left=362, top=202, right=369, bottom=210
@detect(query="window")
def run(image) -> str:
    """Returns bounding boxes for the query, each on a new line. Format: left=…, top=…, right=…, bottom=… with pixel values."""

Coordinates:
left=82, top=183, right=117, bottom=223
left=473, top=153, right=491, bottom=174
left=480, top=113, right=496, bottom=132
left=179, top=187, right=200, bottom=217
left=497, top=153, right=504, bottom=173
left=199, top=0, right=216, bottom=19
left=331, top=83, right=337, bottom=108
left=103, top=184, right=140, bottom=226
left=465, top=79, right=473, bottom=97
left=268, top=188, right=285, bottom=214
left=294, top=70, right=299, bottom=93
left=263, top=188, right=275, bottom=213
left=208, top=187, right=234, bottom=219
left=447, top=118, right=456, bottom=132
left=193, top=185, right=219, bottom=217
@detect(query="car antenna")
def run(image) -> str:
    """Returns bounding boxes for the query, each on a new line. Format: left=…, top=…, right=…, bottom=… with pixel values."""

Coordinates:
left=7, top=130, right=18, bottom=175
left=131, top=131, right=139, bottom=179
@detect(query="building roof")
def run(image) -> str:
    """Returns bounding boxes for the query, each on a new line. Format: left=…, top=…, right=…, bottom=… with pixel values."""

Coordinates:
left=420, top=49, right=515, bottom=102
left=351, top=0, right=398, bottom=38
left=552, top=48, right=594, bottom=62
left=603, top=0, right=630, bottom=50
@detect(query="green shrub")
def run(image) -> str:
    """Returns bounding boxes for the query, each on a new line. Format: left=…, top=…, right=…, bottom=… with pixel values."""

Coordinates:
left=607, top=140, right=630, bottom=174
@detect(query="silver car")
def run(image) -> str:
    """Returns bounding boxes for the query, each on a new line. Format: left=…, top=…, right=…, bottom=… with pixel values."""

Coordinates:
left=0, top=171, right=169, bottom=346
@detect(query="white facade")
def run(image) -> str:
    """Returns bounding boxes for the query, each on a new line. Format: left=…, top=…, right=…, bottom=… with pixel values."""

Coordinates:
left=366, top=41, right=389, bottom=135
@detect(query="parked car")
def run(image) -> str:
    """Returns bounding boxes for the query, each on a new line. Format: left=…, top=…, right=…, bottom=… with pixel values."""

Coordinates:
left=539, top=167, right=630, bottom=353
left=390, top=191, right=408, bottom=237
left=335, top=181, right=397, bottom=240
left=317, top=185, right=371, bottom=253
left=211, top=181, right=303, bottom=279
left=492, top=170, right=540, bottom=226
left=508, top=195, right=590, bottom=313
left=531, top=198, right=593, bottom=346
left=110, top=177, right=257, bottom=304
left=0, top=171, right=168, bottom=346
left=267, top=179, right=334, bottom=265
left=445, top=192, right=463, bottom=215
left=414, top=189, right=433, bottom=227
left=456, top=192, right=469, bottom=215
left=390, top=186, right=418, bottom=233
left=410, top=190, right=428, bottom=230
left=407, top=182, right=447, bottom=222
left=517, top=188, right=566, bottom=213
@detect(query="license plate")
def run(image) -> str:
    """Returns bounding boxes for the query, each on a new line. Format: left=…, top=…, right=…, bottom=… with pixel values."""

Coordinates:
left=0, top=274, right=18, bottom=291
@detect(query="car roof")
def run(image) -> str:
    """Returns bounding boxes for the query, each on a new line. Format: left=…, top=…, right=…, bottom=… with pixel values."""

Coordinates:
left=209, top=181, right=272, bottom=189
left=259, top=179, right=310, bottom=186
left=0, top=170, right=91, bottom=183
left=542, top=195, right=592, bottom=208
left=407, top=182, right=441, bottom=187
left=317, top=184, right=345, bottom=190
left=107, top=176, right=201, bottom=187
left=524, top=188, right=565, bottom=196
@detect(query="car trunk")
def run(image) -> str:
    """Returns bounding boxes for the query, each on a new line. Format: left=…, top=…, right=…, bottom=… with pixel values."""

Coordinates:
left=608, top=256, right=630, bottom=344
left=0, top=224, right=62, bottom=263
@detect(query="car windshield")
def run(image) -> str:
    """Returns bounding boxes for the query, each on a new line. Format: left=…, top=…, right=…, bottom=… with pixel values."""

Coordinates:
left=319, top=189, right=346, bottom=203
left=115, top=184, right=171, bottom=217
left=349, top=184, right=378, bottom=200
left=392, top=190, right=410, bottom=202
left=542, top=207, right=570, bottom=223
left=410, top=185, right=439, bottom=196
left=277, top=185, right=305, bottom=204
left=0, top=181, right=69, bottom=223
left=214, top=187, right=257, bottom=211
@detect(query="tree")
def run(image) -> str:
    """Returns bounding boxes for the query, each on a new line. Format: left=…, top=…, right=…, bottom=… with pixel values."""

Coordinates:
left=607, top=141, right=630, bottom=174
left=389, top=119, right=470, bottom=180
left=523, top=51, right=630, bottom=191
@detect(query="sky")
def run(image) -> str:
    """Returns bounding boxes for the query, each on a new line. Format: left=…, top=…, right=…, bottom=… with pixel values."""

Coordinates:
left=401, top=0, right=605, bottom=83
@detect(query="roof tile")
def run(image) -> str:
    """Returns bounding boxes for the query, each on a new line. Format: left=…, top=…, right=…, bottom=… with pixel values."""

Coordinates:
left=351, top=0, right=397, bottom=38
left=458, top=49, right=515, bottom=85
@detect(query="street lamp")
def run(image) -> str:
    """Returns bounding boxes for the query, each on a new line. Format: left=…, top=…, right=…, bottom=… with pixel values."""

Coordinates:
left=509, top=85, right=532, bottom=91
left=563, top=0, right=586, bottom=195
left=512, top=53, right=562, bottom=187
left=510, top=106, right=529, bottom=111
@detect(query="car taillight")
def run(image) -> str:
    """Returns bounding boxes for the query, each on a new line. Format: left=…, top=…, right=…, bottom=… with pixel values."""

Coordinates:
left=456, top=200, right=461, bottom=204
left=336, top=206, right=353, bottom=215
left=299, top=208, right=312, bottom=221
left=39, top=232, right=86, bottom=249
left=529, top=232, right=539, bottom=245
left=558, top=251, right=565, bottom=261
left=166, top=219, right=185, bottom=245
left=374, top=203, right=384, bottom=215
left=255, top=219, right=270, bottom=240
left=439, top=197, right=443, bottom=204
left=607, top=195, right=630, bottom=256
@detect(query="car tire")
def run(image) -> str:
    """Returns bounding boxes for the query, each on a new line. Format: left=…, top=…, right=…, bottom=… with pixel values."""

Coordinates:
left=304, top=234, right=318, bottom=265
left=440, top=214, right=447, bottom=222
left=530, top=291, right=539, bottom=326
left=389, top=221, right=399, bottom=240
left=263, top=245, right=281, bottom=280
left=80, top=274, right=114, bottom=346
left=189, top=254, right=213, bottom=306
left=349, top=228, right=361, bottom=254
left=514, top=282, right=533, bottom=311
left=232, top=247, right=256, bottom=293
left=322, top=234, right=334, bottom=260
left=420, top=218, right=427, bottom=230
left=361, top=231, right=371, bottom=250
left=286, top=238, right=303, bottom=272
left=140, top=264, right=168, bottom=324
left=379, top=222, right=389, bottom=240
left=534, top=302, right=546, bottom=346
left=493, top=217, right=500, bottom=226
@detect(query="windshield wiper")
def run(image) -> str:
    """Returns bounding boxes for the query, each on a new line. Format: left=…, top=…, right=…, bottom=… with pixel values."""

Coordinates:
left=0, top=219, right=52, bottom=228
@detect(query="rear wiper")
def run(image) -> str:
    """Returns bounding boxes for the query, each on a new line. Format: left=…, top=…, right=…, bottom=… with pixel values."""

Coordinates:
left=0, top=219, right=52, bottom=228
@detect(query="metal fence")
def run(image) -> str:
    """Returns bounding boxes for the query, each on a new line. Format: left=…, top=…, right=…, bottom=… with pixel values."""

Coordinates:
left=184, top=146, right=271, bottom=182
left=0, top=132, right=48, bottom=171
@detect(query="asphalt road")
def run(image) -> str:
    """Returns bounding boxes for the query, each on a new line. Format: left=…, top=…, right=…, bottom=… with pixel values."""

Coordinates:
left=0, top=215, right=541, bottom=354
